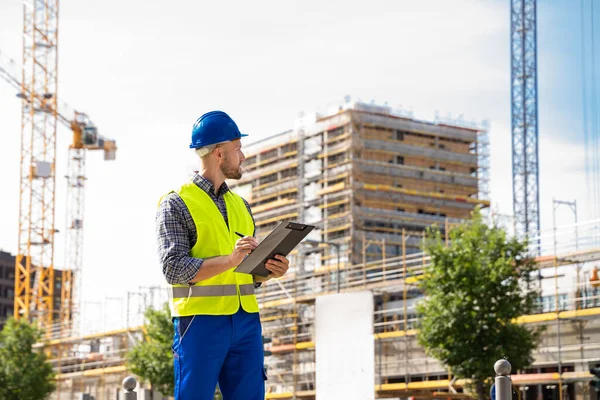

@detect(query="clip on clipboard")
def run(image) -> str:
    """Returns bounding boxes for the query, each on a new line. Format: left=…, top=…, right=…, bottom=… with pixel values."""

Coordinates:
left=234, top=221, right=315, bottom=277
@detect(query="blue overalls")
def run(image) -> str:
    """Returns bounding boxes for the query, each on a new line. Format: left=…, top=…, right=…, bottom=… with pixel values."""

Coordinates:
left=173, top=309, right=266, bottom=399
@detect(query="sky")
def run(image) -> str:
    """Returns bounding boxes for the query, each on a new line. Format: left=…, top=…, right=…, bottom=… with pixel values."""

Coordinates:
left=0, top=0, right=598, bottom=331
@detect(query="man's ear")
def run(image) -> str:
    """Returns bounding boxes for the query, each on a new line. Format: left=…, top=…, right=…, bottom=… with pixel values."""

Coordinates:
left=213, top=146, right=224, bottom=160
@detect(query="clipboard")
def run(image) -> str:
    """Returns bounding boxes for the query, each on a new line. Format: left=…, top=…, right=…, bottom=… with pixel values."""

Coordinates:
left=234, top=221, right=315, bottom=277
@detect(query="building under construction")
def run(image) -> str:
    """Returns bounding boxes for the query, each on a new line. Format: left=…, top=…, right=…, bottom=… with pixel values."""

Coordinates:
left=231, top=100, right=490, bottom=266
left=227, top=100, right=491, bottom=398
left=229, top=101, right=600, bottom=400
left=43, top=101, right=600, bottom=400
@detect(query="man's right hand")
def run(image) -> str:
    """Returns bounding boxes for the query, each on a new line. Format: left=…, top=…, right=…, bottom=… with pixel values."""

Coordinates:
left=228, top=235, right=259, bottom=267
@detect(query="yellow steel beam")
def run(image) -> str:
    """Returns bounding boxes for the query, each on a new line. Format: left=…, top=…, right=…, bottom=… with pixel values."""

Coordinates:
left=256, top=212, right=299, bottom=227
left=55, top=365, right=128, bottom=380
left=374, top=329, right=417, bottom=340
left=295, top=341, right=315, bottom=350
left=247, top=162, right=298, bottom=181
left=325, top=161, right=350, bottom=169
left=245, top=139, right=298, bottom=160
left=406, top=275, right=425, bottom=284
left=261, top=298, right=294, bottom=308
left=317, top=182, right=346, bottom=196
left=317, top=198, right=349, bottom=209
left=254, top=177, right=296, bottom=191
left=361, top=226, right=422, bottom=236
left=317, top=145, right=351, bottom=159
left=253, top=199, right=296, bottom=214
left=376, top=379, right=469, bottom=391
left=268, top=307, right=600, bottom=351
left=325, top=211, right=351, bottom=220
left=250, top=188, right=298, bottom=205
left=515, top=307, right=600, bottom=324
left=514, top=312, right=556, bottom=324
left=42, top=326, right=143, bottom=347
left=266, top=390, right=315, bottom=399
left=317, top=172, right=349, bottom=184
left=361, top=183, right=490, bottom=207
left=322, top=223, right=351, bottom=235
left=245, top=151, right=298, bottom=170
left=561, top=307, right=600, bottom=319
left=358, top=137, right=475, bottom=167
left=261, top=314, right=297, bottom=322
left=326, top=132, right=351, bottom=143
left=266, top=393, right=294, bottom=399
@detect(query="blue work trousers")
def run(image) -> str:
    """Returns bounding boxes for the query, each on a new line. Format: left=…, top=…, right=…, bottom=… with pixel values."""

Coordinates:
left=173, top=308, right=266, bottom=400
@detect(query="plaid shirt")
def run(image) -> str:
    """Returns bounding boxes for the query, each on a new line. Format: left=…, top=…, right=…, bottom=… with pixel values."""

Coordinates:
left=156, top=173, right=256, bottom=285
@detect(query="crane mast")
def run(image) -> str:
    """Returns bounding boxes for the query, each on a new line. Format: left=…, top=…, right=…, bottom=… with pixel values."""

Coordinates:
left=1, top=44, right=116, bottom=336
left=511, top=0, right=540, bottom=238
left=15, top=0, right=60, bottom=329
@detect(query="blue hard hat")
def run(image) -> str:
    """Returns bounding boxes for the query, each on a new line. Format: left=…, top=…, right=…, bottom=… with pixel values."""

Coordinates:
left=189, top=111, right=248, bottom=149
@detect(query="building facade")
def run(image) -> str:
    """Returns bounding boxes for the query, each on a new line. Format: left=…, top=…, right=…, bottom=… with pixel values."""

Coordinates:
left=0, top=250, right=16, bottom=330
left=230, top=100, right=489, bottom=272
left=0, top=249, right=69, bottom=331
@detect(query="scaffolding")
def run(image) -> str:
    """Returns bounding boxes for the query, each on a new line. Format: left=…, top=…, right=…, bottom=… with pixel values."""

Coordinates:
left=226, top=101, right=485, bottom=398
left=253, top=219, right=600, bottom=399
left=41, top=218, right=600, bottom=399
left=228, top=100, right=600, bottom=399
left=41, top=100, right=600, bottom=399
left=232, top=100, right=490, bottom=266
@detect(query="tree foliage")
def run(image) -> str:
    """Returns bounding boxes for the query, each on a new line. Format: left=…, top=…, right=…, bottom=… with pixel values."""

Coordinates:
left=126, top=303, right=174, bottom=397
left=416, top=209, right=542, bottom=399
left=0, top=318, right=56, bottom=400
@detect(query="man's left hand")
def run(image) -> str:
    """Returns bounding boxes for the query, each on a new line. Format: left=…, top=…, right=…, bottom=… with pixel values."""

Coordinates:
left=259, top=254, right=290, bottom=281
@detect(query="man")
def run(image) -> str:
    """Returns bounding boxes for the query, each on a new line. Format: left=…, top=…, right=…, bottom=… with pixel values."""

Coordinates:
left=156, top=110, right=290, bottom=400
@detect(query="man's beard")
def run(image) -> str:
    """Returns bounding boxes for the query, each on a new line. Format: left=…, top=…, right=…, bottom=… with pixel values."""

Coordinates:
left=221, top=157, right=242, bottom=180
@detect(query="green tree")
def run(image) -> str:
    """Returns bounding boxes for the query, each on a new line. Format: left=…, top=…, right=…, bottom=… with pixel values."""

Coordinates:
left=416, top=208, right=542, bottom=400
left=126, top=303, right=174, bottom=397
left=0, top=318, right=56, bottom=400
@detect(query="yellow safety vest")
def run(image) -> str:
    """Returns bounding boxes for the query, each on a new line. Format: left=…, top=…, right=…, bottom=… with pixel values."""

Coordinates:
left=166, top=181, right=259, bottom=317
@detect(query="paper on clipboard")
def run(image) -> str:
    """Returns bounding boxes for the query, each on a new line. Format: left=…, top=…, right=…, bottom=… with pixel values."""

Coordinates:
left=234, top=221, right=315, bottom=277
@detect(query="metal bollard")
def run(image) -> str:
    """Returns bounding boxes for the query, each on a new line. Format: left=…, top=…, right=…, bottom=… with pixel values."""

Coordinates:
left=494, top=359, right=512, bottom=400
left=122, top=376, right=137, bottom=400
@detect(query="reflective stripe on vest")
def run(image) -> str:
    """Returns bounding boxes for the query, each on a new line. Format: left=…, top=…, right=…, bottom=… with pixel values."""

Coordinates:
left=163, top=181, right=260, bottom=317
left=172, top=283, right=255, bottom=298
left=239, top=283, right=255, bottom=296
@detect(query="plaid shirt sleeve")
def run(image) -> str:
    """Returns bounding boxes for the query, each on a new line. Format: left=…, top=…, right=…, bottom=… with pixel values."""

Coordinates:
left=156, top=193, right=203, bottom=285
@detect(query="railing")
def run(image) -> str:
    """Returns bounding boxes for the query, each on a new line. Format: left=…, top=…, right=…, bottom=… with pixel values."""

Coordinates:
left=529, top=218, right=600, bottom=257
left=263, top=284, right=600, bottom=348
left=42, top=217, right=600, bottom=400
left=43, top=217, right=600, bottom=342
left=256, top=218, right=600, bottom=307
left=51, top=348, right=128, bottom=374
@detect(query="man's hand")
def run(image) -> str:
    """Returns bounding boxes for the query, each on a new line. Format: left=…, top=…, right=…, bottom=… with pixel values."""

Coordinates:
left=228, top=236, right=258, bottom=267
left=258, top=254, right=290, bottom=281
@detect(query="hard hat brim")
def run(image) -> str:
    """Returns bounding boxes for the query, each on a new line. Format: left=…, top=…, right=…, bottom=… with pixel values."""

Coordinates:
left=189, top=133, right=248, bottom=149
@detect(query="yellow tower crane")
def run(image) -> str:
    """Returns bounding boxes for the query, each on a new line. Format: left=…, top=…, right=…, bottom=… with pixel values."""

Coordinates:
left=0, top=45, right=116, bottom=336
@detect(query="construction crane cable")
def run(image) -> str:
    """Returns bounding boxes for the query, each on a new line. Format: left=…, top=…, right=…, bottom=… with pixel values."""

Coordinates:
left=582, top=0, right=591, bottom=216
left=1, top=50, right=75, bottom=130
left=591, top=0, right=600, bottom=218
